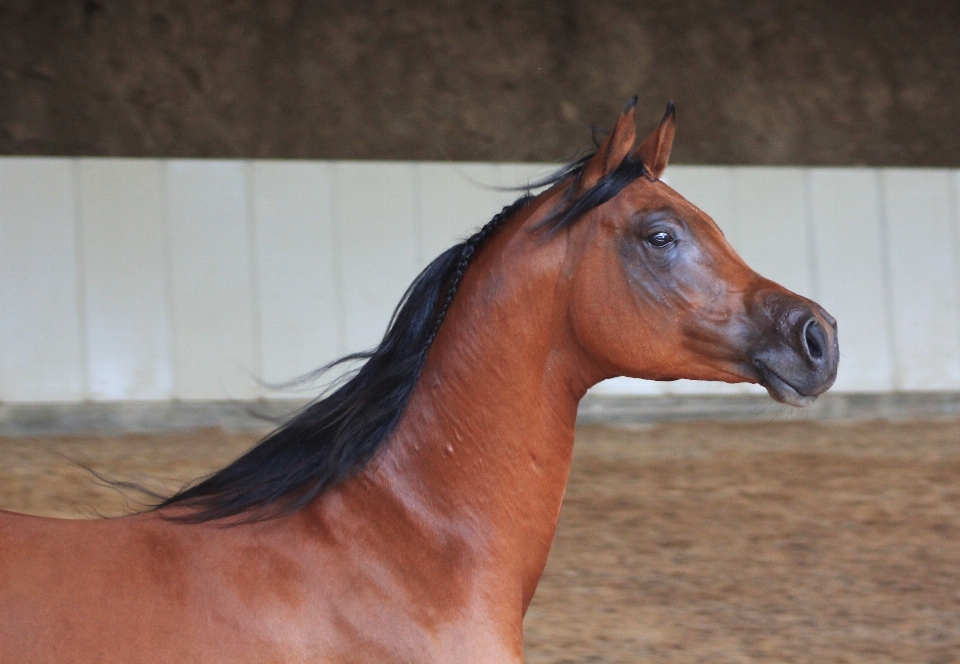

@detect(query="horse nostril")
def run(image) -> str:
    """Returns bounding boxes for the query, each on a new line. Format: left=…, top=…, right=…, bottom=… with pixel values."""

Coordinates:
left=803, top=318, right=824, bottom=362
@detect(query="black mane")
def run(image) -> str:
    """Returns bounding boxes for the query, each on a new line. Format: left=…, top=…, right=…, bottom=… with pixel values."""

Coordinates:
left=160, top=151, right=648, bottom=523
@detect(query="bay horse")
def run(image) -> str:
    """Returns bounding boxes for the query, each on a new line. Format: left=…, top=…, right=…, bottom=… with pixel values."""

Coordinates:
left=0, top=99, right=838, bottom=663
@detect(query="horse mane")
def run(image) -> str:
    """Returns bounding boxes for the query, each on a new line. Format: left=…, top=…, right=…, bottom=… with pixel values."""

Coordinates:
left=160, top=151, right=649, bottom=523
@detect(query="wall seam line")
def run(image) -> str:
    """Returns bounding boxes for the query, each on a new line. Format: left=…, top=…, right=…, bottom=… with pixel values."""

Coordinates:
left=411, top=162, right=425, bottom=268
left=71, top=159, right=91, bottom=401
left=949, top=169, right=960, bottom=386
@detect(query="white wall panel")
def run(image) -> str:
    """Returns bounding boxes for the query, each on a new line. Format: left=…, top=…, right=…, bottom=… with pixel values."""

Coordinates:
left=1, top=158, right=959, bottom=403
left=809, top=169, right=894, bottom=392
left=883, top=169, right=960, bottom=390
left=495, top=163, right=556, bottom=202
left=0, top=159, right=84, bottom=401
left=733, top=167, right=814, bottom=297
left=165, top=160, right=258, bottom=399
left=252, top=162, right=340, bottom=394
left=77, top=159, right=173, bottom=400
left=334, top=162, right=420, bottom=353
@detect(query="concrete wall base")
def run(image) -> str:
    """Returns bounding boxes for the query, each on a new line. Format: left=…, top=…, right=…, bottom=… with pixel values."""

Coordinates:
left=576, top=392, right=960, bottom=426
left=2, top=393, right=960, bottom=437
left=0, top=400, right=306, bottom=437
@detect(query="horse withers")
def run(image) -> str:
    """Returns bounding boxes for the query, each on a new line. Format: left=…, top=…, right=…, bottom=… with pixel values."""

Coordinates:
left=0, top=99, right=837, bottom=663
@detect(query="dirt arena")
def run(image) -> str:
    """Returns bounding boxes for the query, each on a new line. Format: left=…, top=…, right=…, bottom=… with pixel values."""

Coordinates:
left=2, top=419, right=960, bottom=663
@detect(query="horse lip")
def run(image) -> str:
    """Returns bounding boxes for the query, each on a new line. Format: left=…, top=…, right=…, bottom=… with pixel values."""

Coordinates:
left=752, top=359, right=817, bottom=408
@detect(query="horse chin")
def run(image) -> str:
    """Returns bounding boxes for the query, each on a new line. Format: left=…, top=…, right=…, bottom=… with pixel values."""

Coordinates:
left=753, top=361, right=818, bottom=408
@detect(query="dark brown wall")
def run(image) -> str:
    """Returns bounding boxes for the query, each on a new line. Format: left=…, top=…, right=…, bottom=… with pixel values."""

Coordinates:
left=1, top=0, right=958, bottom=165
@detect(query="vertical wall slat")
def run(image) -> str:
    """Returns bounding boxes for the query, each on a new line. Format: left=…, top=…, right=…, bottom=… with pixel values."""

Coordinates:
left=883, top=169, right=960, bottom=390
left=77, top=159, right=173, bottom=400
left=334, top=162, right=420, bottom=353
left=809, top=169, right=894, bottom=392
left=252, top=161, right=340, bottom=394
left=0, top=158, right=84, bottom=401
left=954, top=170, right=960, bottom=379
left=165, top=160, right=259, bottom=399
left=417, top=162, right=503, bottom=261
left=732, top=167, right=813, bottom=297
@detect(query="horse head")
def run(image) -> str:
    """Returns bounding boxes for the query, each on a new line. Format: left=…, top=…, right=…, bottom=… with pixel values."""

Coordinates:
left=553, top=99, right=839, bottom=406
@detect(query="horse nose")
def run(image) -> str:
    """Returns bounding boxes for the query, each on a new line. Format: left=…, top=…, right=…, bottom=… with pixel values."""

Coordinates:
left=747, top=289, right=839, bottom=406
left=791, top=307, right=838, bottom=387
left=801, top=316, right=830, bottom=368
left=814, top=305, right=838, bottom=332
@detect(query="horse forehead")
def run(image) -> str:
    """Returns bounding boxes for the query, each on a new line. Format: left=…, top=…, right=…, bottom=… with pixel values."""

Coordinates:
left=640, top=180, right=697, bottom=213
left=621, top=179, right=717, bottom=230
left=593, top=178, right=698, bottom=228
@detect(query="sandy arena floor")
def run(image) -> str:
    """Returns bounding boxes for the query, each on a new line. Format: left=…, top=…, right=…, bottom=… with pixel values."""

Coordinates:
left=2, top=420, right=960, bottom=663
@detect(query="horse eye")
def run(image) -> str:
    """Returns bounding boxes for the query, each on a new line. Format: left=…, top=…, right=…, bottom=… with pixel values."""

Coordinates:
left=646, top=231, right=675, bottom=248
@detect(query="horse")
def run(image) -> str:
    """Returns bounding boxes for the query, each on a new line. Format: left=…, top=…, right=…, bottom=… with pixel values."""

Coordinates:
left=0, top=98, right=838, bottom=663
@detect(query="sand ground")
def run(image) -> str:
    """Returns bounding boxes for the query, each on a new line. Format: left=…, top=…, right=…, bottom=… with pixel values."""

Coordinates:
left=2, top=420, right=959, bottom=663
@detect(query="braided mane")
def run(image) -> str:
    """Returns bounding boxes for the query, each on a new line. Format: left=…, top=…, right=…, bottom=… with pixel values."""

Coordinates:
left=160, top=152, right=649, bottom=523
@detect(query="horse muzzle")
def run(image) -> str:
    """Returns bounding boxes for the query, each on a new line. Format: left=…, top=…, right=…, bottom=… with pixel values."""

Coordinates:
left=747, top=291, right=839, bottom=407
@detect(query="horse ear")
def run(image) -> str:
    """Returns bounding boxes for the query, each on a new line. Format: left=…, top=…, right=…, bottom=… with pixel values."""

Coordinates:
left=633, top=102, right=676, bottom=180
left=577, top=97, right=638, bottom=194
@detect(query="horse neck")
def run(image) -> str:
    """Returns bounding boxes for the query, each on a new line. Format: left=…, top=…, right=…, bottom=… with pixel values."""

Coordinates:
left=359, top=214, right=598, bottom=609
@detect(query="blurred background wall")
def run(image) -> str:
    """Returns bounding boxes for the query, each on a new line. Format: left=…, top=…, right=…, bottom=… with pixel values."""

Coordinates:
left=1, top=0, right=958, bottom=429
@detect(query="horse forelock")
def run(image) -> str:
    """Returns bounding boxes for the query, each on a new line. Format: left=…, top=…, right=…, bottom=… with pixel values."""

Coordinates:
left=536, top=155, right=649, bottom=234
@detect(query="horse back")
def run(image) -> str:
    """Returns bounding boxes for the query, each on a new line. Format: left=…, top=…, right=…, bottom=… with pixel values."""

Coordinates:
left=0, top=506, right=521, bottom=663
